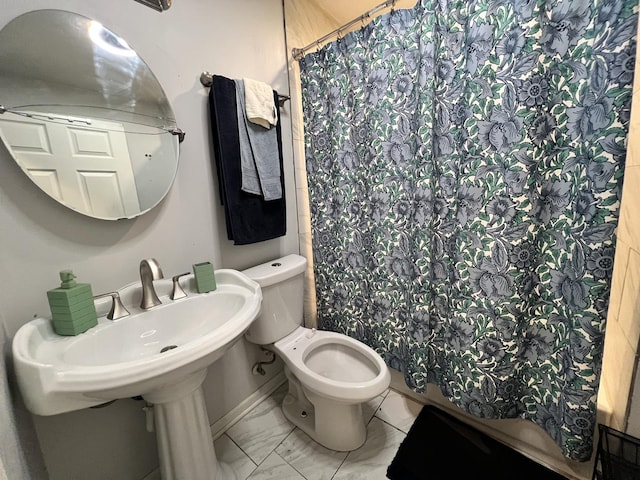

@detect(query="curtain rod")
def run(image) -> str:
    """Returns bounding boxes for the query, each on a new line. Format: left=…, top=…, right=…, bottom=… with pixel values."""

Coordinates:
left=291, top=0, right=397, bottom=61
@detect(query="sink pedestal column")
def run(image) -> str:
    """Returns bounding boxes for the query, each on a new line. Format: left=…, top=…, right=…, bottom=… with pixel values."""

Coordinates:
left=143, top=369, right=220, bottom=480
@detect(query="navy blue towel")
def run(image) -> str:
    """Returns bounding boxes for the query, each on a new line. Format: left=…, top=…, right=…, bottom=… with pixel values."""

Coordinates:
left=208, top=75, right=286, bottom=245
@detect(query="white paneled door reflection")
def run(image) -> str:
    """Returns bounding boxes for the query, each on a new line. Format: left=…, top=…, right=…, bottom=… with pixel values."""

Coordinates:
left=0, top=113, right=140, bottom=218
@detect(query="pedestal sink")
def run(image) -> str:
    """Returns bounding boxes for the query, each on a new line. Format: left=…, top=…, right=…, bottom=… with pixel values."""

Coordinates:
left=12, top=269, right=262, bottom=480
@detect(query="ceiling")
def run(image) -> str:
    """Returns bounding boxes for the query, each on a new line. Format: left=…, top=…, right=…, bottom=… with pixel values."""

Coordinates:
left=286, top=0, right=418, bottom=52
left=306, top=0, right=417, bottom=30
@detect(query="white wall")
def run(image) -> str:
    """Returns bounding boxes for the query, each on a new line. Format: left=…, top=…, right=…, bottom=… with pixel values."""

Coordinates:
left=602, top=14, right=640, bottom=437
left=0, top=1, right=296, bottom=479
left=0, top=317, right=46, bottom=479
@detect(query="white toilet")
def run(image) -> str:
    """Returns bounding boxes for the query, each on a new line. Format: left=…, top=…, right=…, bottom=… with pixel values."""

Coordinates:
left=243, top=254, right=391, bottom=452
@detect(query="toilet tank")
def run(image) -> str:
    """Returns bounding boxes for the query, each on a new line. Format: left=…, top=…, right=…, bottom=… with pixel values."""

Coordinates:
left=242, top=254, right=307, bottom=345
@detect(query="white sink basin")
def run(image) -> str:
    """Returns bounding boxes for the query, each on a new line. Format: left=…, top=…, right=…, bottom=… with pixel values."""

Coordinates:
left=12, top=269, right=262, bottom=416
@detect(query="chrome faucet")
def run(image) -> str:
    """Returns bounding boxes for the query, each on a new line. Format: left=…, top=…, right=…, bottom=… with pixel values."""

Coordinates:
left=139, top=258, right=164, bottom=309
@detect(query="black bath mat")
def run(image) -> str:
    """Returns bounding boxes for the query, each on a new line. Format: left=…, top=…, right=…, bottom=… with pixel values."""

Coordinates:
left=387, top=405, right=568, bottom=480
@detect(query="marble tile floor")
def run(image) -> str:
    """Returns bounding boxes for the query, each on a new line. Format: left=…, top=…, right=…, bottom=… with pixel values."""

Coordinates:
left=213, top=382, right=425, bottom=480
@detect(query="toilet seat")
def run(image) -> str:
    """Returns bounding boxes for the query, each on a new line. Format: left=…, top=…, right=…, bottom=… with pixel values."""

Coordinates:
left=273, top=326, right=390, bottom=404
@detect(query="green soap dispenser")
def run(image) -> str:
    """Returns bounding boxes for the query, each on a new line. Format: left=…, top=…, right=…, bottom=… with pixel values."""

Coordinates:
left=46, top=270, right=98, bottom=336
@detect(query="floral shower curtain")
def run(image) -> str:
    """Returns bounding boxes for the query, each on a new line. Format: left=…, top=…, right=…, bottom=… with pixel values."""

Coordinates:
left=300, top=0, right=638, bottom=461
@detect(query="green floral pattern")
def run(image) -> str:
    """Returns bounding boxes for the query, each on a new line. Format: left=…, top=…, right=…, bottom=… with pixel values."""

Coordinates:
left=300, top=0, right=638, bottom=461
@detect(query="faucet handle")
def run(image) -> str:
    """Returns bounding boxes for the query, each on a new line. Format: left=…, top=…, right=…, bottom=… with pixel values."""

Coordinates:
left=170, top=272, right=190, bottom=300
left=94, top=291, right=130, bottom=320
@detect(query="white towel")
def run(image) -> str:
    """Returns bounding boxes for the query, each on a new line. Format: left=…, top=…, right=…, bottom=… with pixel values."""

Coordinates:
left=243, top=77, right=278, bottom=129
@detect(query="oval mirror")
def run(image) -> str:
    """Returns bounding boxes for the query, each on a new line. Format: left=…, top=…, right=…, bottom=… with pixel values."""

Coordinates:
left=0, top=9, right=182, bottom=220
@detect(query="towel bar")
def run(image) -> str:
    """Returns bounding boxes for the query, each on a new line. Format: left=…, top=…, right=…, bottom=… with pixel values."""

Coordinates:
left=199, top=71, right=290, bottom=107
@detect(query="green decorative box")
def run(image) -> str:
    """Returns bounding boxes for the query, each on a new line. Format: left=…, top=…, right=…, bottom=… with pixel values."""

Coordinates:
left=193, top=262, right=217, bottom=293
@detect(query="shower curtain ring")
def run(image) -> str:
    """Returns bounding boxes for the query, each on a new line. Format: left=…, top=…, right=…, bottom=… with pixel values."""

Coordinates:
left=361, top=12, right=371, bottom=28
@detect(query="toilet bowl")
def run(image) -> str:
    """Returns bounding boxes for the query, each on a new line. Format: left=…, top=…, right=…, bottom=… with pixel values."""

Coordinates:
left=274, top=326, right=389, bottom=403
left=274, top=326, right=390, bottom=451
left=242, top=254, right=391, bottom=451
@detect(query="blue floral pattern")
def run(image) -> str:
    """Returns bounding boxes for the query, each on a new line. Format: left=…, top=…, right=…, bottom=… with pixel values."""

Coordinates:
left=300, top=0, right=638, bottom=461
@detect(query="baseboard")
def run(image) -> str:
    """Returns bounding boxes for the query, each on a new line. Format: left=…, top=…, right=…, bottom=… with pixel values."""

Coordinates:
left=210, top=371, right=286, bottom=439
left=141, top=371, right=286, bottom=480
